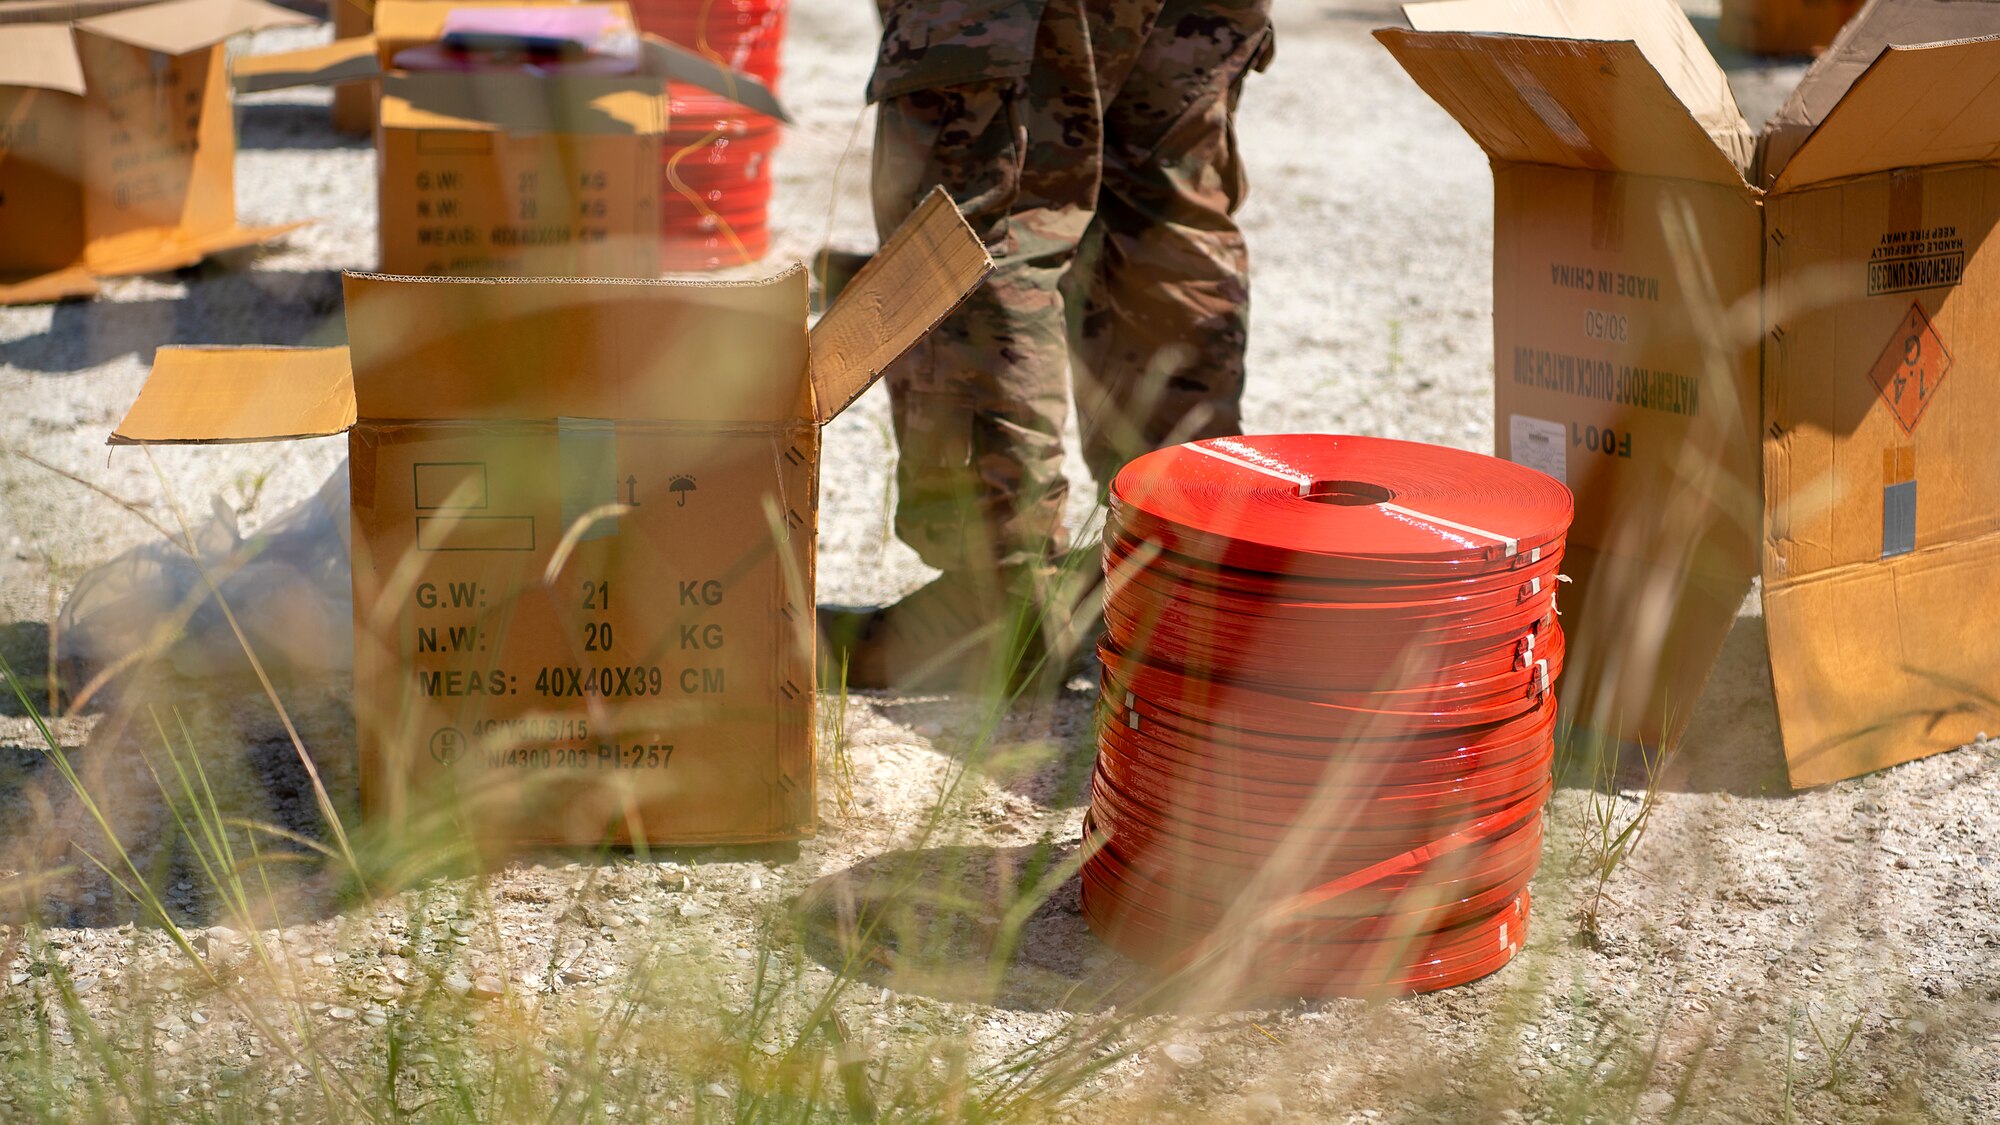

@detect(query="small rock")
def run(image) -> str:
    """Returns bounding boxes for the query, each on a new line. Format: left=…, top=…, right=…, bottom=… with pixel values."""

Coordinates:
left=678, top=902, right=709, bottom=919
left=442, top=973, right=472, bottom=997
left=748, top=872, right=763, bottom=892
left=312, top=953, right=335, bottom=968
left=470, top=976, right=504, bottom=1001
left=161, top=1040, right=183, bottom=1057
left=1161, top=1042, right=1202, bottom=1067
left=327, top=1007, right=358, bottom=1022
left=704, top=1083, right=729, bottom=1099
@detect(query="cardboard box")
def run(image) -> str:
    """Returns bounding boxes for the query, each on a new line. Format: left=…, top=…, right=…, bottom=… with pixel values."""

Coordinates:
left=0, top=0, right=312, bottom=304
left=233, top=1, right=785, bottom=279
left=1380, top=0, right=2000, bottom=783
left=1721, top=0, right=1863, bottom=57
left=1756, top=21, right=2000, bottom=785
left=1379, top=0, right=1766, bottom=754
left=107, top=188, right=992, bottom=847
left=321, top=0, right=593, bottom=134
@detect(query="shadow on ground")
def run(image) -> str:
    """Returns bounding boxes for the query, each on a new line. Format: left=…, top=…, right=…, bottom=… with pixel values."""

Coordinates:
left=0, top=677, right=359, bottom=932
left=794, top=843, right=1127, bottom=1013
left=1556, top=611, right=1791, bottom=799
left=871, top=680, right=1100, bottom=810
left=0, top=267, right=344, bottom=373
left=236, top=102, right=370, bottom=152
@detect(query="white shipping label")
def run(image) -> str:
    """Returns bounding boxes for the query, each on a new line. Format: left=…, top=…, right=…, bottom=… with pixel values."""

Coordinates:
left=1509, top=414, right=1566, bottom=484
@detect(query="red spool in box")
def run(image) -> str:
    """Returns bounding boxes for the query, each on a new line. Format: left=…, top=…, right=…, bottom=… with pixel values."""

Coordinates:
left=632, top=0, right=788, bottom=270
left=1081, top=434, right=1573, bottom=997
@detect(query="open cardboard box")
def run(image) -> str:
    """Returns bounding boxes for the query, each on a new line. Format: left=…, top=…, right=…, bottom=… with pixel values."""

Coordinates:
left=0, top=0, right=313, bottom=305
left=1380, top=0, right=2000, bottom=785
left=107, top=188, right=992, bottom=848
left=231, top=0, right=785, bottom=279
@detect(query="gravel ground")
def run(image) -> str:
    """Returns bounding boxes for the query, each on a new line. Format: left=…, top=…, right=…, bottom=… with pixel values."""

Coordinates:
left=2, top=1, right=1999, bottom=1121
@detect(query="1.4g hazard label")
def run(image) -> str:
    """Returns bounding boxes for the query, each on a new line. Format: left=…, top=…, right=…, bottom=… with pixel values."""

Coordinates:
left=1867, top=302, right=1951, bottom=433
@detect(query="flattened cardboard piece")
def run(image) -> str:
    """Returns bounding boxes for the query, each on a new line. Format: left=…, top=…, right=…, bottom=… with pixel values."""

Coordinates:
left=807, top=186, right=995, bottom=424
left=1772, top=38, right=2000, bottom=192
left=1762, top=162, right=2000, bottom=782
left=1721, top=0, right=1863, bottom=57
left=1402, top=0, right=1751, bottom=165
left=113, top=346, right=358, bottom=443
left=1763, top=0, right=2000, bottom=185
left=341, top=270, right=809, bottom=423
left=1376, top=31, right=1749, bottom=188
left=0, top=23, right=87, bottom=91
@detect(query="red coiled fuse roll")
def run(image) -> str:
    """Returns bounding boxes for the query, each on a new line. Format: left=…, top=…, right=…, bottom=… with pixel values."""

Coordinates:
left=1081, top=434, right=1572, bottom=996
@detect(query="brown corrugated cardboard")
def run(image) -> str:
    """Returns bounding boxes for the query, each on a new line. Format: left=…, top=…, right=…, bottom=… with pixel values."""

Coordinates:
left=0, top=0, right=312, bottom=305
left=0, top=0, right=158, bottom=25
left=1722, top=0, right=1864, bottom=56
left=1759, top=34, right=2000, bottom=784
left=108, top=187, right=993, bottom=847
left=232, top=1, right=784, bottom=280
left=1382, top=0, right=2000, bottom=784
left=1379, top=0, right=1766, bottom=754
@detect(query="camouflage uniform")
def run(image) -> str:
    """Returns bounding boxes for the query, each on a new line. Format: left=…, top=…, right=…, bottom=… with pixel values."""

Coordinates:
left=870, top=0, right=1274, bottom=575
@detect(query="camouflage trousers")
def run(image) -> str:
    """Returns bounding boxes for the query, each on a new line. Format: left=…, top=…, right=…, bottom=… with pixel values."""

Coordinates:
left=872, top=0, right=1273, bottom=574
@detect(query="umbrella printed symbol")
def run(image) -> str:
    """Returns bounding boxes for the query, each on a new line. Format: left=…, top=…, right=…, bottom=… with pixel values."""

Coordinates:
left=670, top=475, right=697, bottom=507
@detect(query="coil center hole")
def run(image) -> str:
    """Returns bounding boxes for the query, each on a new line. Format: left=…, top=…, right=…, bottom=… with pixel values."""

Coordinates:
left=1298, top=479, right=1395, bottom=506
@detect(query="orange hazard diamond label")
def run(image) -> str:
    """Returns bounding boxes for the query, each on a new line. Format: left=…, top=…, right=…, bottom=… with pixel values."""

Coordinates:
left=1867, top=302, right=1951, bottom=433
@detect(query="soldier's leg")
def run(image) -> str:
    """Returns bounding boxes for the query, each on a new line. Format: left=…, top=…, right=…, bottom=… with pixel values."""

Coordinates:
left=1070, top=0, right=1272, bottom=489
left=872, top=0, right=1103, bottom=578
left=824, top=0, right=1103, bottom=690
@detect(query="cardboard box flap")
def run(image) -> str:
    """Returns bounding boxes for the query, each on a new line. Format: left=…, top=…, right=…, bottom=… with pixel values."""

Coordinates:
left=111, top=347, right=357, bottom=444
left=0, top=24, right=85, bottom=93
left=75, top=0, right=311, bottom=55
left=1772, top=37, right=2000, bottom=192
left=1402, top=0, right=1752, bottom=169
left=639, top=36, right=789, bottom=124
left=0, top=265, right=101, bottom=306
left=1376, top=28, right=1751, bottom=188
left=84, top=220, right=309, bottom=278
left=342, top=271, right=810, bottom=424
left=380, top=72, right=661, bottom=134
left=232, top=35, right=381, bottom=94
left=1761, top=0, right=2000, bottom=186
left=807, top=186, right=993, bottom=426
